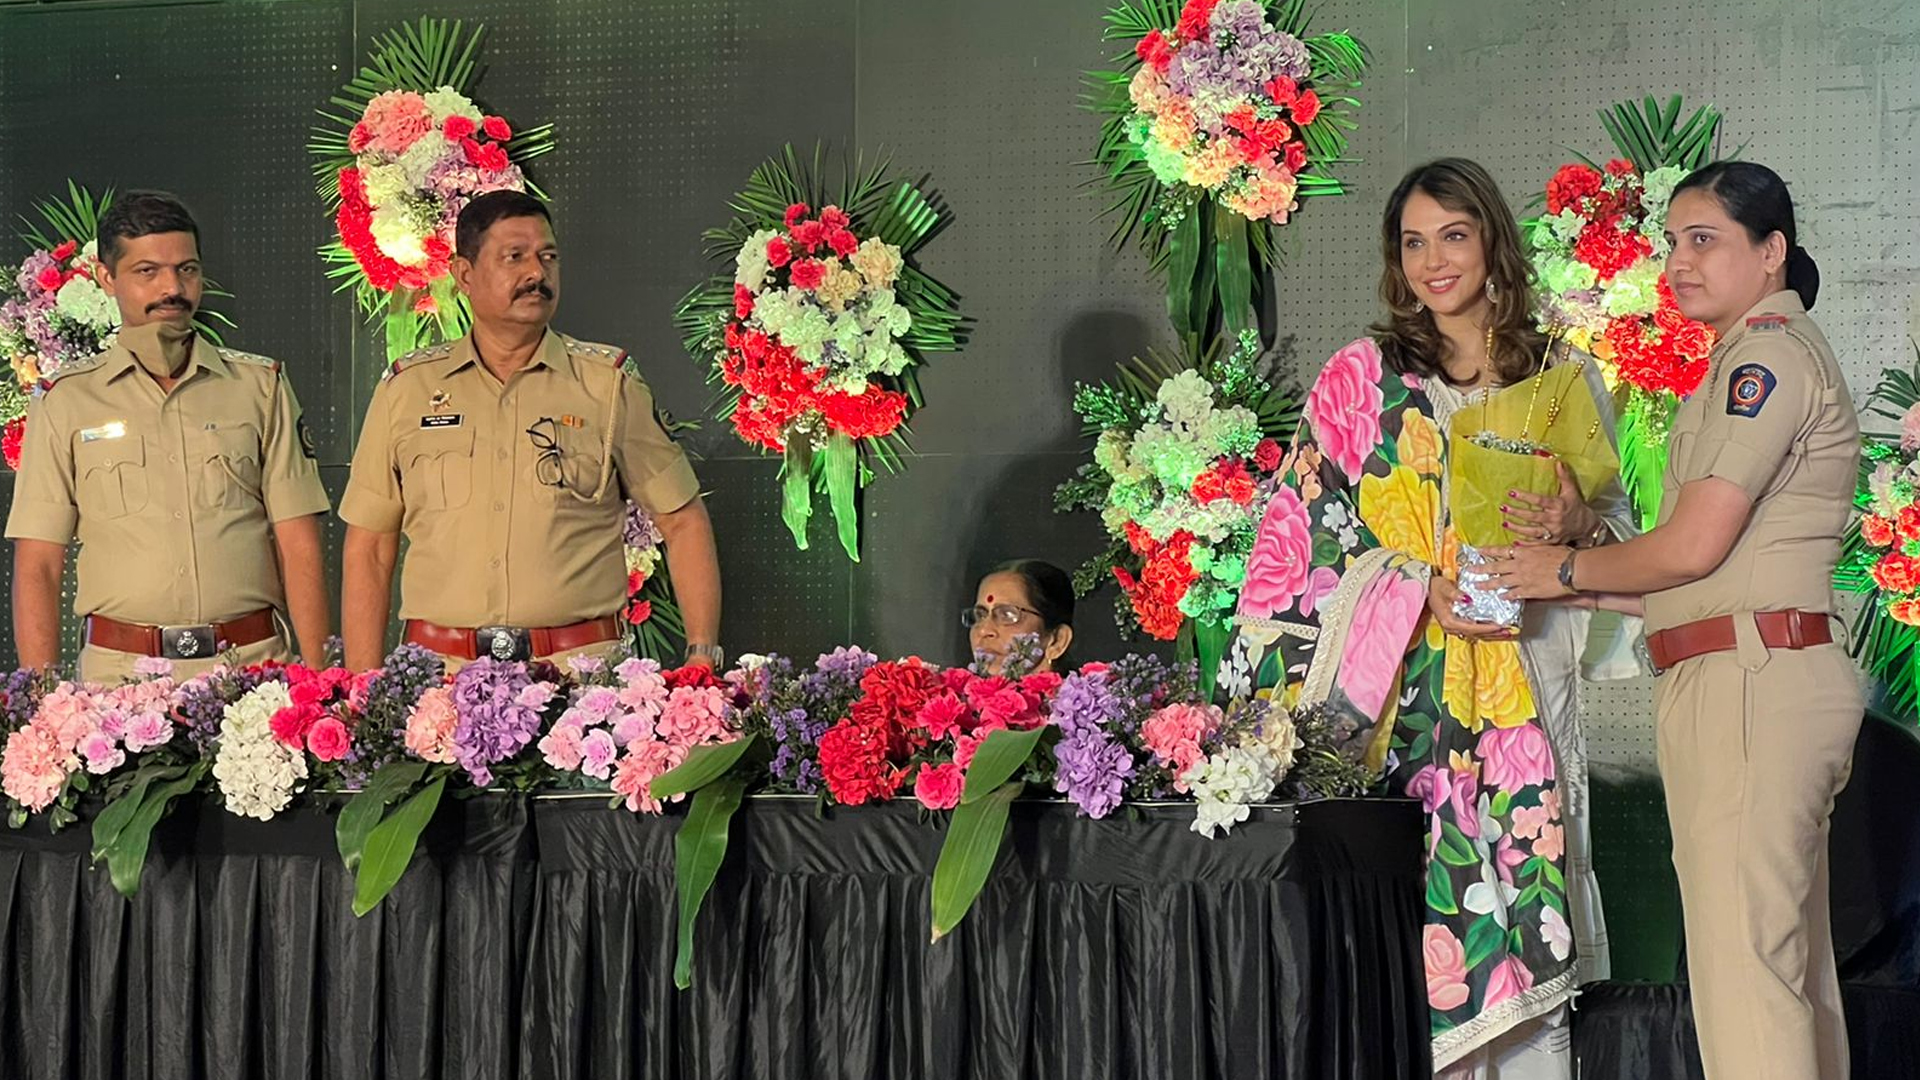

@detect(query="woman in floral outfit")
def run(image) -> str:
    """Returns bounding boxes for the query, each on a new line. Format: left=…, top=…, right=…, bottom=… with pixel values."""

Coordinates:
left=1224, top=160, right=1639, bottom=1077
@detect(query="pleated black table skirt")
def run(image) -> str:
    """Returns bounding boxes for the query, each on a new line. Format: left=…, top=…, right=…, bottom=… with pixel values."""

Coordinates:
left=0, top=794, right=1427, bottom=1080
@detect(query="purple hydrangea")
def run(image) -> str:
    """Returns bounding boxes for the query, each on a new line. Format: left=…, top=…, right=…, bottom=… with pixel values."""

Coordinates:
left=449, top=658, right=544, bottom=787
left=1054, top=728, right=1137, bottom=819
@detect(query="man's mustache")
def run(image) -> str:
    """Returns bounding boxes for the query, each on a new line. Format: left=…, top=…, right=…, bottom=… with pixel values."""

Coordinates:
left=515, top=282, right=554, bottom=300
left=146, top=296, right=193, bottom=315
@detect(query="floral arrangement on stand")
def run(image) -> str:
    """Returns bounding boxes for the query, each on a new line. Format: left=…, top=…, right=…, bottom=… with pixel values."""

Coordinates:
left=1522, top=96, right=1725, bottom=528
left=310, top=17, right=555, bottom=365
left=674, top=146, right=965, bottom=561
left=0, top=183, right=234, bottom=469
left=1837, top=346, right=1920, bottom=723
left=1088, top=0, right=1367, bottom=338
left=1054, top=329, right=1301, bottom=696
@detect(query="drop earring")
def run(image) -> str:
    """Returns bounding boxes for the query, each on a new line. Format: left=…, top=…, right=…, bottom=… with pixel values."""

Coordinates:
left=1485, top=279, right=1499, bottom=302
left=1413, top=301, right=1426, bottom=314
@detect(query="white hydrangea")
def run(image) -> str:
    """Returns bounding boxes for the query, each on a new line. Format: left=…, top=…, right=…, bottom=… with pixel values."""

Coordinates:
left=1187, top=742, right=1283, bottom=838
left=360, top=162, right=412, bottom=206
left=54, top=277, right=118, bottom=332
left=734, top=228, right=778, bottom=291
left=212, top=682, right=308, bottom=822
left=396, top=134, right=449, bottom=189
left=1547, top=208, right=1586, bottom=245
left=1155, top=369, right=1216, bottom=427
left=423, top=86, right=483, bottom=124
left=850, top=237, right=902, bottom=289
left=1600, top=259, right=1664, bottom=318
left=370, top=204, right=428, bottom=265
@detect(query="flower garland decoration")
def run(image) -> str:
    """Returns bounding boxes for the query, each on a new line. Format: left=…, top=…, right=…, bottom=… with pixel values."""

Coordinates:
left=1055, top=329, right=1300, bottom=695
left=675, top=146, right=965, bottom=561
left=0, top=183, right=234, bottom=469
left=1522, top=96, right=1724, bottom=527
left=1838, top=347, right=1920, bottom=724
left=1089, top=0, right=1367, bottom=337
left=310, top=18, right=556, bottom=364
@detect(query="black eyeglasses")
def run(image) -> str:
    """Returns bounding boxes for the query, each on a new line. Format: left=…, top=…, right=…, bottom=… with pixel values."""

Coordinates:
left=527, top=417, right=565, bottom=489
left=961, top=603, right=1042, bottom=629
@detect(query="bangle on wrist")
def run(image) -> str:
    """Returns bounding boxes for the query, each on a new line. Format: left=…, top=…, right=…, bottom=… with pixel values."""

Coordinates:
left=1557, top=549, right=1578, bottom=592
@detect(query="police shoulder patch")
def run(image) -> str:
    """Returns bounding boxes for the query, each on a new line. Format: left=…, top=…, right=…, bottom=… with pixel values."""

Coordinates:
left=41, top=353, right=103, bottom=388
left=1745, top=314, right=1789, bottom=333
left=383, top=342, right=453, bottom=382
left=297, top=416, right=317, bottom=459
left=1726, top=363, right=1777, bottom=418
left=217, top=346, right=279, bottom=371
left=564, top=336, right=629, bottom=368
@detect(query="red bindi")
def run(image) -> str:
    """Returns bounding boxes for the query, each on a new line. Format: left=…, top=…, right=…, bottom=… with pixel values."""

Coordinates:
left=985, top=594, right=995, bottom=603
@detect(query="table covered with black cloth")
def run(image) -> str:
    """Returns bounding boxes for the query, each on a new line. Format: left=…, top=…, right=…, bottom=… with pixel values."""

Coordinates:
left=0, top=794, right=1426, bottom=1080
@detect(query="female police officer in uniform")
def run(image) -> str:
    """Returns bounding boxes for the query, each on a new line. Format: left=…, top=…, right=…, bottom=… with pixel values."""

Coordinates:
left=1486, top=161, right=1861, bottom=1080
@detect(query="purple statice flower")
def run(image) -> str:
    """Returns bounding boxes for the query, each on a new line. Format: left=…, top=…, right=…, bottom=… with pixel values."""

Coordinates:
left=1054, top=728, right=1137, bottom=819
left=344, top=643, right=447, bottom=782
left=448, top=658, right=543, bottom=787
left=0, top=667, right=45, bottom=734
left=172, top=665, right=275, bottom=755
left=624, top=501, right=664, bottom=551
left=813, top=645, right=877, bottom=683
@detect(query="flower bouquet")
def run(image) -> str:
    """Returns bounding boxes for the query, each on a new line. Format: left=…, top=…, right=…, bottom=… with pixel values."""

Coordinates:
left=675, top=146, right=965, bottom=561
left=1524, top=96, right=1723, bottom=527
left=1446, top=358, right=1618, bottom=626
left=310, top=18, right=555, bottom=364
left=1055, top=330, right=1300, bottom=694
left=1089, top=0, right=1368, bottom=336
left=1837, top=346, right=1920, bottom=721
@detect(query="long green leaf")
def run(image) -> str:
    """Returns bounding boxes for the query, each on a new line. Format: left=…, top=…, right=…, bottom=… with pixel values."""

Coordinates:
left=780, top=439, right=814, bottom=550
left=336, top=760, right=430, bottom=870
left=929, top=780, right=1020, bottom=941
left=1214, top=205, right=1253, bottom=339
left=672, top=775, right=748, bottom=989
left=824, top=431, right=860, bottom=562
left=352, top=775, right=446, bottom=917
left=102, top=764, right=205, bottom=899
left=959, top=727, right=1047, bottom=804
left=1165, top=201, right=1204, bottom=336
left=650, top=735, right=757, bottom=800
left=90, top=762, right=184, bottom=860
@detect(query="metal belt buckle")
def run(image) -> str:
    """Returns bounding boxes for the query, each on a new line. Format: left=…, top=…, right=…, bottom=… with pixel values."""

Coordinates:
left=475, top=626, right=531, bottom=663
left=160, top=624, right=217, bottom=660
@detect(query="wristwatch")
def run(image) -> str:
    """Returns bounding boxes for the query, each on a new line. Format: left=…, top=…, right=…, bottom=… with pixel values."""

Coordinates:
left=685, top=642, right=726, bottom=669
left=1556, top=550, right=1578, bottom=592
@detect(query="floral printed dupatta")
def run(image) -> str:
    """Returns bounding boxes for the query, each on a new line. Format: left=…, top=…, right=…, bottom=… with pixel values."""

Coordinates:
left=1224, top=338, right=1575, bottom=1068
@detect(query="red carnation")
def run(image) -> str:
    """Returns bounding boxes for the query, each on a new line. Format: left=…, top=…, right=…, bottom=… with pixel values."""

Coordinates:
left=766, top=236, right=793, bottom=268
left=347, top=123, right=372, bottom=154
left=818, top=718, right=899, bottom=805
left=1137, top=29, right=1175, bottom=72
left=1265, top=75, right=1298, bottom=107
left=1291, top=89, right=1322, bottom=127
left=625, top=597, right=653, bottom=626
left=1223, top=474, right=1256, bottom=507
left=1874, top=553, right=1920, bottom=594
left=791, top=220, right=828, bottom=252
left=788, top=258, right=827, bottom=291
left=413, top=294, right=438, bottom=316
left=733, top=283, right=755, bottom=319
left=784, top=203, right=811, bottom=228
left=1898, top=505, right=1920, bottom=543
left=1175, top=0, right=1220, bottom=43
left=1573, top=218, right=1652, bottom=283
left=1863, top=515, right=1897, bottom=548
left=475, top=142, right=510, bottom=172
left=1606, top=158, right=1636, bottom=177
left=1192, top=467, right=1227, bottom=503
left=3, top=418, right=25, bottom=471
left=820, top=205, right=851, bottom=230
left=1893, top=598, right=1920, bottom=627
left=442, top=115, right=477, bottom=141
left=1283, top=141, right=1308, bottom=174
left=828, top=228, right=859, bottom=259
left=460, top=137, right=487, bottom=165
left=1254, top=438, right=1283, bottom=472
left=34, top=266, right=63, bottom=293
left=665, top=664, right=723, bottom=690
left=1545, top=163, right=1604, bottom=216
left=306, top=717, right=352, bottom=763
left=482, top=115, right=512, bottom=141
left=51, top=240, right=78, bottom=262
left=269, top=703, right=320, bottom=749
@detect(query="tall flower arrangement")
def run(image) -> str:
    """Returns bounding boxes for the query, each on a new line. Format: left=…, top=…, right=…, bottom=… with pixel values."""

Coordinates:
left=310, top=18, right=556, bottom=365
left=0, top=183, right=234, bottom=469
left=1088, top=0, right=1367, bottom=338
left=1522, top=96, right=1724, bottom=527
left=1837, top=346, right=1920, bottom=724
left=1055, top=330, right=1300, bottom=695
left=675, top=146, right=965, bottom=561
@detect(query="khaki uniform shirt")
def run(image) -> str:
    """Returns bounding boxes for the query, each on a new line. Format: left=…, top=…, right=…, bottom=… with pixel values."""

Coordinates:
left=339, top=329, right=699, bottom=628
left=4, top=334, right=331, bottom=624
left=1644, top=291, right=1859, bottom=633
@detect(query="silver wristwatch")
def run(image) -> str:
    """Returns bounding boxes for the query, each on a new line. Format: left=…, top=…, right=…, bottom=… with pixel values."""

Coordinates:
left=686, top=642, right=726, bottom=669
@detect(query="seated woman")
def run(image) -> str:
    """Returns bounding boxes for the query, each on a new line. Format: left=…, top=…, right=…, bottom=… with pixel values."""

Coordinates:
left=963, top=559, right=1075, bottom=675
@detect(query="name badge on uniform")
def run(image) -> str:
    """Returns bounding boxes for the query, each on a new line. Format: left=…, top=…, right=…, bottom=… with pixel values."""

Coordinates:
left=1727, top=363, right=1777, bottom=418
left=79, top=421, right=127, bottom=442
left=420, top=414, right=463, bottom=429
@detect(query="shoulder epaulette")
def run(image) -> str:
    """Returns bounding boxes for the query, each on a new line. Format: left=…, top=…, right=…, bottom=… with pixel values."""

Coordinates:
left=1746, top=314, right=1789, bottom=333
left=216, top=347, right=282, bottom=375
left=40, top=353, right=104, bottom=389
left=563, top=336, right=630, bottom=368
left=383, top=342, right=454, bottom=382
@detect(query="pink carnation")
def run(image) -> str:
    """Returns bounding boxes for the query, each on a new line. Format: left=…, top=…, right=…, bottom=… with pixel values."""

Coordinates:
left=121, top=710, right=173, bottom=753
left=656, top=686, right=729, bottom=746
left=77, top=731, right=125, bottom=775
left=916, top=693, right=969, bottom=740
left=914, top=761, right=964, bottom=811
left=307, top=717, right=352, bottom=762
left=1140, top=703, right=1222, bottom=788
left=539, top=722, right=586, bottom=771
left=580, top=729, right=619, bottom=780
left=403, top=687, right=457, bottom=763
left=2, top=726, right=72, bottom=811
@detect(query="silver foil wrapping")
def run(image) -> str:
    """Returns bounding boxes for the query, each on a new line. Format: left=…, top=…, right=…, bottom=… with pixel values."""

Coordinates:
left=1452, top=544, right=1524, bottom=628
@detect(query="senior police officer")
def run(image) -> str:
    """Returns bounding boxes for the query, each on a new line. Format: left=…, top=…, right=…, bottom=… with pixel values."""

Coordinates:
left=7, top=191, right=332, bottom=680
left=339, top=191, right=723, bottom=672
left=1487, top=162, right=1862, bottom=1080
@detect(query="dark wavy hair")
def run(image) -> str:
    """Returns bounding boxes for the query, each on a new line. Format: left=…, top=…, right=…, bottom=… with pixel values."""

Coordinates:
left=1369, top=158, right=1546, bottom=386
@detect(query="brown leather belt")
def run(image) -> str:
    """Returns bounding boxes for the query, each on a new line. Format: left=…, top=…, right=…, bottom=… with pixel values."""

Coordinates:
left=404, top=616, right=622, bottom=662
left=85, top=608, right=278, bottom=660
left=1645, top=609, right=1835, bottom=674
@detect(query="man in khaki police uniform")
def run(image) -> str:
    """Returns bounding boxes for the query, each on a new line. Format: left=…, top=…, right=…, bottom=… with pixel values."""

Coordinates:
left=339, top=191, right=723, bottom=672
left=7, top=191, right=332, bottom=681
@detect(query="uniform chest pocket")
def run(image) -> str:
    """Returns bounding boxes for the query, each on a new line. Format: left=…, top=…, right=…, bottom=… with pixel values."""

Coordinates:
left=531, top=419, right=611, bottom=506
left=192, top=425, right=263, bottom=511
left=402, top=426, right=475, bottom=511
left=76, top=436, right=149, bottom=520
